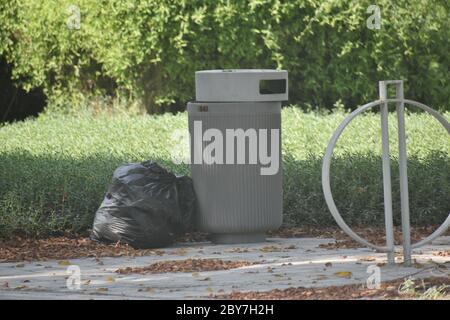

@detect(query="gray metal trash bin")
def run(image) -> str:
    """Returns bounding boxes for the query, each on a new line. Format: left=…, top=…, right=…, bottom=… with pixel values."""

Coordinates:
left=188, top=69, right=288, bottom=244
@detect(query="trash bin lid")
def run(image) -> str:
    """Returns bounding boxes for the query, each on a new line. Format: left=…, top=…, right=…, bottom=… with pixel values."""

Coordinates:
left=195, top=69, right=288, bottom=102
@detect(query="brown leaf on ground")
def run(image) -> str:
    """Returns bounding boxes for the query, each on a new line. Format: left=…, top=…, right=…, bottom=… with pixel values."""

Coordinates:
left=215, top=277, right=450, bottom=300
left=226, top=247, right=250, bottom=253
left=116, top=258, right=256, bottom=274
left=359, top=256, right=376, bottom=262
left=1, top=226, right=447, bottom=262
left=270, top=225, right=448, bottom=249
left=13, top=285, right=28, bottom=290
left=334, top=271, right=353, bottom=278
left=138, top=287, right=155, bottom=293
left=434, top=250, right=450, bottom=257
left=170, top=248, right=188, bottom=256
left=260, top=245, right=282, bottom=253
left=58, top=260, right=72, bottom=266
left=0, top=237, right=165, bottom=263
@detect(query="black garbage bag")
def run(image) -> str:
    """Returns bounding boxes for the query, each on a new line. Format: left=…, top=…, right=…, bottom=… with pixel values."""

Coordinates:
left=91, top=161, right=195, bottom=248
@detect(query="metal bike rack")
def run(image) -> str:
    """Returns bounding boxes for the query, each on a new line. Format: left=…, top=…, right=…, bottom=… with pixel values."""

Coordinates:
left=322, top=80, right=450, bottom=266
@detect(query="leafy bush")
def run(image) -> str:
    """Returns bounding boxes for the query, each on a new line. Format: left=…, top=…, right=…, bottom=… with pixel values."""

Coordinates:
left=0, top=107, right=448, bottom=237
left=0, top=0, right=449, bottom=113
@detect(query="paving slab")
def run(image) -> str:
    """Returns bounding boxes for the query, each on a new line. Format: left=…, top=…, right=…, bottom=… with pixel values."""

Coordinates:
left=0, top=237, right=448, bottom=299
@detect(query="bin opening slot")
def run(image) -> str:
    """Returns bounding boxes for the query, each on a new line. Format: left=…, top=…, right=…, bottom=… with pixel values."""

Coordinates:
left=259, top=79, right=286, bottom=95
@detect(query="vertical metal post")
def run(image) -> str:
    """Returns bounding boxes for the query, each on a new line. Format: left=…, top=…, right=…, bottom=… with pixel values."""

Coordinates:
left=395, top=81, right=412, bottom=266
left=379, top=81, right=396, bottom=264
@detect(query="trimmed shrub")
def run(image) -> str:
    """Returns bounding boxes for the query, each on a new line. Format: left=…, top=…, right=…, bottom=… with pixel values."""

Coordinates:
left=0, top=0, right=449, bottom=113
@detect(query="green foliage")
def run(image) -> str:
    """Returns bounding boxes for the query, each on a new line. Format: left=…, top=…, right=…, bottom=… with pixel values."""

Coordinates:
left=0, top=0, right=449, bottom=112
left=399, top=278, right=450, bottom=300
left=0, top=107, right=448, bottom=237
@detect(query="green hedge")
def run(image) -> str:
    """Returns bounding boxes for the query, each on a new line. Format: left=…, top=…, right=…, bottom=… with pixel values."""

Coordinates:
left=0, top=108, right=448, bottom=237
left=1, top=0, right=449, bottom=112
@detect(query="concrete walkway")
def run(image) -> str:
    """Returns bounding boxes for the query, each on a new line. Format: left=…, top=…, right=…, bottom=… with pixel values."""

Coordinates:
left=0, top=237, right=449, bottom=299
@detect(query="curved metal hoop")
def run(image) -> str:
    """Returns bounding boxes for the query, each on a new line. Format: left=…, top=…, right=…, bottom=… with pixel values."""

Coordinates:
left=322, top=98, right=450, bottom=253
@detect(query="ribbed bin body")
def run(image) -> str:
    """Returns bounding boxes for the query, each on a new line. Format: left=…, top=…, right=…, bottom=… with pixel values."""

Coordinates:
left=188, top=102, right=282, bottom=243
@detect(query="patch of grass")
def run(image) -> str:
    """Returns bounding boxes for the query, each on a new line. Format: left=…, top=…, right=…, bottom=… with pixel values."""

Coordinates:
left=0, top=106, right=448, bottom=237
left=399, top=277, right=450, bottom=300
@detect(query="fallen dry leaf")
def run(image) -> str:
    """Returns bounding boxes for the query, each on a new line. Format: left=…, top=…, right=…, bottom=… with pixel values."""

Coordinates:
left=0, top=236, right=166, bottom=263
left=116, top=259, right=257, bottom=274
left=200, top=277, right=211, bottom=281
left=334, top=271, right=353, bottom=278
left=434, top=250, right=450, bottom=257
left=138, top=287, right=155, bottom=293
left=58, top=260, right=72, bottom=266
left=14, top=285, right=28, bottom=290
left=260, top=245, right=282, bottom=253
left=359, top=256, right=376, bottom=262
left=215, top=277, right=450, bottom=300
left=227, top=247, right=250, bottom=253
left=273, top=273, right=285, bottom=278
left=170, top=248, right=188, bottom=256
left=270, top=225, right=448, bottom=249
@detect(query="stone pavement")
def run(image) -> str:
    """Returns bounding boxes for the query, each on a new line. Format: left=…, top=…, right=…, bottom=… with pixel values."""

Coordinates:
left=0, top=237, right=449, bottom=299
